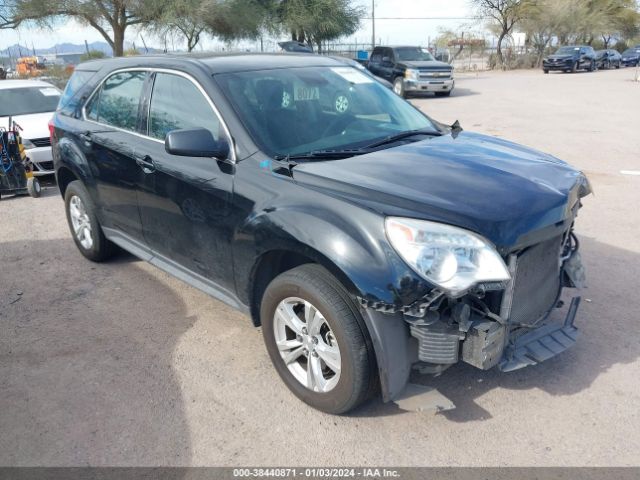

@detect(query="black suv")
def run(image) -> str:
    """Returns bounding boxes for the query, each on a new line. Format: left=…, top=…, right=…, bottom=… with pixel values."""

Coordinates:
left=52, top=54, right=590, bottom=414
left=595, top=49, right=622, bottom=69
left=543, top=45, right=597, bottom=73
left=367, top=46, right=454, bottom=97
left=621, top=47, right=640, bottom=67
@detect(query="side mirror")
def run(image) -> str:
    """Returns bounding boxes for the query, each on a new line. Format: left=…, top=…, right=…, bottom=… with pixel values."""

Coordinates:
left=165, top=128, right=230, bottom=160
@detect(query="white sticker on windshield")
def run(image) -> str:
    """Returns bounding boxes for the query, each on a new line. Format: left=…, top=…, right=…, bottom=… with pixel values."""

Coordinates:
left=331, top=67, right=374, bottom=84
left=39, top=88, right=60, bottom=96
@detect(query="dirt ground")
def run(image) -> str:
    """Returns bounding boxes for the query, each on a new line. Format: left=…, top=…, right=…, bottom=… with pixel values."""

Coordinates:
left=1, top=67, right=639, bottom=467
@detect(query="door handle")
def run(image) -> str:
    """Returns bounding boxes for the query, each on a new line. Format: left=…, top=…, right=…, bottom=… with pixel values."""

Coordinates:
left=79, top=131, right=92, bottom=143
left=135, top=155, right=156, bottom=173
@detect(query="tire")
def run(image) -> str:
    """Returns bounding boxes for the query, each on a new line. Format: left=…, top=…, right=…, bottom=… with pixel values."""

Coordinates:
left=393, top=77, right=405, bottom=98
left=260, top=264, right=377, bottom=414
left=590, top=60, right=596, bottom=72
left=543, top=69, right=549, bottom=74
left=27, top=177, right=41, bottom=198
left=435, top=90, right=451, bottom=97
left=64, top=180, right=115, bottom=262
left=616, top=62, right=621, bottom=69
left=571, top=61, right=578, bottom=73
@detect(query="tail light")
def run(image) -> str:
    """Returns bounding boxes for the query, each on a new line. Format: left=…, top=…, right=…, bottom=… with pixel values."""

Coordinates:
left=48, top=117, right=55, bottom=144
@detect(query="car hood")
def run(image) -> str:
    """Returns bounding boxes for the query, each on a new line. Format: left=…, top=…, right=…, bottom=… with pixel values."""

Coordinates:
left=0, top=112, right=53, bottom=140
left=292, top=132, right=590, bottom=249
left=401, top=60, right=452, bottom=70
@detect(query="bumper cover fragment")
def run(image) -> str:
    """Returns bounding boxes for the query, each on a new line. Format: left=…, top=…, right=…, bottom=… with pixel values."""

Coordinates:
left=499, top=297, right=580, bottom=372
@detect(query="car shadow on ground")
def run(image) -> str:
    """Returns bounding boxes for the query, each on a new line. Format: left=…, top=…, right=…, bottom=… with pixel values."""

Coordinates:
left=351, top=236, right=639, bottom=421
left=0, top=238, right=194, bottom=465
left=409, top=87, right=478, bottom=100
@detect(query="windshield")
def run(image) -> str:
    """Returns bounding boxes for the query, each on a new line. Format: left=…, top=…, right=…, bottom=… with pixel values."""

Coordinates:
left=0, top=86, right=61, bottom=116
left=556, top=47, right=580, bottom=55
left=623, top=49, right=640, bottom=55
left=216, top=66, right=437, bottom=157
left=395, top=47, right=435, bottom=62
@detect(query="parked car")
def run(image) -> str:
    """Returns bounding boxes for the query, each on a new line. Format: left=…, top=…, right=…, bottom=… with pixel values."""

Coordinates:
left=277, top=41, right=394, bottom=95
left=542, top=45, right=597, bottom=73
left=595, top=49, right=622, bottom=69
left=367, top=46, right=454, bottom=98
left=0, top=79, right=61, bottom=176
left=52, top=55, right=590, bottom=414
left=621, top=47, right=640, bottom=67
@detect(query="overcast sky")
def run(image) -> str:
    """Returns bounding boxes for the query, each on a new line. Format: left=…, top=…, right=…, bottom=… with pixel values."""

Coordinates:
left=1, top=0, right=477, bottom=51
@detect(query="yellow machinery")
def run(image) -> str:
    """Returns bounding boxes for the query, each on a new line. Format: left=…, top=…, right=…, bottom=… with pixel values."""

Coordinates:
left=16, top=56, right=46, bottom=77
left=0, top=120, right=41, bottom=199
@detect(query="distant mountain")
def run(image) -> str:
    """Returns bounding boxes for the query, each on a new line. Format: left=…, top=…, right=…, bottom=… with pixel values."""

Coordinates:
left=1, top=41, right=112, bottom=57
left=1, top=41, right=164, bottom=58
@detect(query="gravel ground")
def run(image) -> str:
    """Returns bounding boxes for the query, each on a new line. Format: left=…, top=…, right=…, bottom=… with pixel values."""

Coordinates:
left=1, top=67, right=639, bottom=467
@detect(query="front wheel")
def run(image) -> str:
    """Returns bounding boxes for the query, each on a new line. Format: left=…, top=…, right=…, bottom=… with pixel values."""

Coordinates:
left=27, top=177, right=41, bottom=198
left=260, top=264, right=377, bottom=414
left=590, top=60, right=596, bottom=71
left=393, top=77, right=406, bottom=98
left=435, top=90, right=452, bottom=97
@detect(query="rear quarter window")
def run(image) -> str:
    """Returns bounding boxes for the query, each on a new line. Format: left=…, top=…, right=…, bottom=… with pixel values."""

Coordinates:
left=58, top=70, right=99, bottom=118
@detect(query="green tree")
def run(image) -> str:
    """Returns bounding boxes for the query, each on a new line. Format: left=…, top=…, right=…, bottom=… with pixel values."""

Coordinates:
left=6, top=0, right=169, bottom=56
left=278, top=0, right=364, bottom=52
left=472, top=0, right=535, bottom=67
left=0, top=1, right=15, bottom=28
left=522, top=0, right=640, bottom=58
left=200, top=0, right=274, bottom=42
left=148, top=0, right=209, bottom=52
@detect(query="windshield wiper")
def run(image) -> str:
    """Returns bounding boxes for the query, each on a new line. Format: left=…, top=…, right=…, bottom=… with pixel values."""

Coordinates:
left=364, top=128, right=442, bottom=149
left=274, top=149, right=371, bottom=161
left=273, top=129, right=443, bottom=162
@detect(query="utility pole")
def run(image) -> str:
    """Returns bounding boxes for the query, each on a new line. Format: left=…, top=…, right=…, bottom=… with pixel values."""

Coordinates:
left=371, top=0, right=375, bottom=50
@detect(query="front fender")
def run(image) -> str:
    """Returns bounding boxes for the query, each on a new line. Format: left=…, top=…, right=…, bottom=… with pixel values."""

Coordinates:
left=234, top=202, right=430, bottom=308
left=232, top=185, right=428, bottom=403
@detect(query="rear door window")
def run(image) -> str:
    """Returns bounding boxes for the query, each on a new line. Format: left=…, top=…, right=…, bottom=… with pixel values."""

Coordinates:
left=85, top=71, right=146, bottom=131
left=147, top=72, right=221, bottom=141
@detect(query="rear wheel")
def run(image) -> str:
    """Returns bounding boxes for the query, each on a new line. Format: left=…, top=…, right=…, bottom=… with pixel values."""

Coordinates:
left=64, top=180, right=115, bottom=262
left=261, top=264, right=376, bottom=414
left=543, top=69, right=549, bottom=74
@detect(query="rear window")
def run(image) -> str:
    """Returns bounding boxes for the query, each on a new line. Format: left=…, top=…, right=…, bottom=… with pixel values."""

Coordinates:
left=0, top=86, right=61, bottom=116
left=58, top=70, right=98, bottom=117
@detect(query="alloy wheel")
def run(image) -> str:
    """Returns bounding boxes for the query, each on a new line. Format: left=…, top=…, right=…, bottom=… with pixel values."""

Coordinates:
left=273, top=297, right=341, bottom=393
left=69, top=195, right=93, bottom=250
left=335, top=94, right=349, bottom=114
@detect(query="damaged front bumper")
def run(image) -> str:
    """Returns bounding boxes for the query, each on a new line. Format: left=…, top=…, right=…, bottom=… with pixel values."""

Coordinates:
left=358, top=228, right=585, bottom=409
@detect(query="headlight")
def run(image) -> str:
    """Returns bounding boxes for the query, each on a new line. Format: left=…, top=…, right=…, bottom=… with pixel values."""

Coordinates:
left=404, top=68, right=419, bottom=81
left=385, top=217, right=511, bottom=296
left=22, top=138, right=35, bottom=149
